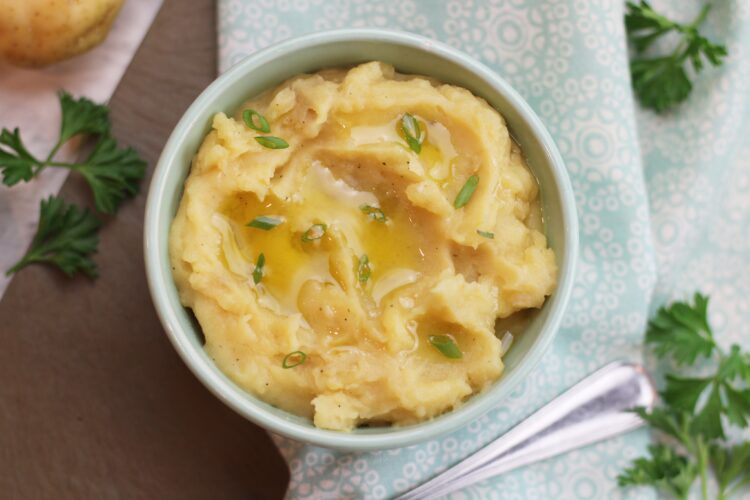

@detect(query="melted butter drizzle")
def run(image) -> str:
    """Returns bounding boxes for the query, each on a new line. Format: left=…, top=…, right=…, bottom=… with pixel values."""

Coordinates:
left=220, top=161, right=429, bottom=314
left=349, top=115, right=459, bottom=184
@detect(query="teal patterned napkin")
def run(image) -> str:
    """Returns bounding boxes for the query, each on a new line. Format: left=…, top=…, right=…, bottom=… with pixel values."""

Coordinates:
left=217, top=1, right=749, bottom=498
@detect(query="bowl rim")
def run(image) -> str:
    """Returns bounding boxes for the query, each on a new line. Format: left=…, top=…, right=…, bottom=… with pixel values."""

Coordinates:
left=144, top=28, right=578, bottom=451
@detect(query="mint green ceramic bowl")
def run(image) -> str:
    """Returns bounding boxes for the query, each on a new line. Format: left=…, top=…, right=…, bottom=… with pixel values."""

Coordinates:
left=144, top=29, right=578, bottom=451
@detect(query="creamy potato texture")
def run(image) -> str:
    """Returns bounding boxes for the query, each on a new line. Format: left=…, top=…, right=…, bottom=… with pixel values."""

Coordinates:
left=169, top=62, right=557, bottom=431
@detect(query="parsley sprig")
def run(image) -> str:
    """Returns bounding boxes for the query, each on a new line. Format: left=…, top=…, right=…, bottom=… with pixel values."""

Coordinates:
left=625, top=2, right=727, bottom=113
left=618, top=293, right=750, bottom=499
left=3, top=90, right=147, bottom=278
left=0, top=91, right=146, bottom=214
left=6, top=196, right=101, bottom=278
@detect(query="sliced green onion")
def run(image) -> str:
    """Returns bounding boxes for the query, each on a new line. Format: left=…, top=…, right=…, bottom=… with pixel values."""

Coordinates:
left=242, top=109, right=271, bottom=133
left=428, top=335, right=463, bottom=359
left=302, top=223, right=327, bottom=242
left=282, top=351, right=307, bottom=368
left=401, top=113, right=423, bottom=154
left=253, top=252, right=265, bottom=284
left=359, top=204, right=387, bottom=222
left=477, top=229, right=494, bottom=239
left=454, top=174, right=479, bottom=208
left=247, top=216, right=283, bottom=230
left=358, top=254, right=371, bottom=283
left=255, top=136, right=289, bottom=149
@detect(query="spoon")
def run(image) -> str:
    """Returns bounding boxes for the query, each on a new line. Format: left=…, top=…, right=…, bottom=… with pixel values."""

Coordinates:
left=396, top=361, right=656, bottom=500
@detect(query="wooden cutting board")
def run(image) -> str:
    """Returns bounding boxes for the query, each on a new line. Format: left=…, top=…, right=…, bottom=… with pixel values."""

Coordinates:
left=0, top=1, right=289, bottom=498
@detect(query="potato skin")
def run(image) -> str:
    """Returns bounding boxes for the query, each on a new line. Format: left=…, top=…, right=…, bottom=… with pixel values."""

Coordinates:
left=0, top=0, right=124, bottom=67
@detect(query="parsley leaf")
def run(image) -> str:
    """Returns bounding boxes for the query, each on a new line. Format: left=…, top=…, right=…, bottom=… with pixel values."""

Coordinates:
left=0, top=91, right=146, bottom=214
left=710, top=444, right=750, bottom=497
left=621, top=293, right=750, bottom=499
left=6, top=196, right=101, bottom=278
left=71, top=137, right=147, bottom=214
left=618, top=444, right=696, bottom=499
left=633, top=406, right=692, bottom=443
left=690, top=384, right=725, bottom=440
left=0, top=128, right=40, bottom=185
left=718, top=344, right=750, bottom=384
left=723, top=384, right=750, bottom=428
left=646, top=292, right=715, bottom=365
left=625, top=2, right=727, bottom=112
left=655, top=342, right=750, bottom=441
left=58, top=90, right=110, bottom=144
left=661, top=374, right=712, bottom=414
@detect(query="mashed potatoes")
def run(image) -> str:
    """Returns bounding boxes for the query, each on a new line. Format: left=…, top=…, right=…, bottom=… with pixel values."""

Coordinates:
left=169, top=62, right=556, bottom=431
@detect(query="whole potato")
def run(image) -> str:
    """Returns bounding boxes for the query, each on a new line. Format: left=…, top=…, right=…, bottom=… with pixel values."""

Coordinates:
left=0, top=0, right=124, bottom=67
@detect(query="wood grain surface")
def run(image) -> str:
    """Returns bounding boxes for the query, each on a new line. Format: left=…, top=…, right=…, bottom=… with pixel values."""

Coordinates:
left=0, top=1, right=289, bottom=498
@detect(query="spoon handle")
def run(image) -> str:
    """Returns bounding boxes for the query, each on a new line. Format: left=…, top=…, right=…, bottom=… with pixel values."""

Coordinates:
left=397, top=361, right=656, bottom=500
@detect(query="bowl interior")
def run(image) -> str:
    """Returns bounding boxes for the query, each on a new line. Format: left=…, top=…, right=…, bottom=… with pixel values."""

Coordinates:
left=146, top=30, right=577, bottom=451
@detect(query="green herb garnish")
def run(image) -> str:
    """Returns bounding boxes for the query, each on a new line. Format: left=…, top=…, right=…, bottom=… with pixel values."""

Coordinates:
left=255, top=136, right=289, bottom=149
left=6, top=196, right=101, bottom=278
left=0, top=91, right=145, bottom=214
left=301, top=223, right=327, bottom=242
left=454, top=175, right=479, bottom=208
left=359, top=204, right=387, bottom=222
left=73, top=137, right=148, bottom=214
left=477, top=230, right=494, bottom=239
left=625, top=2, right=727, bottom=113
left=428, top=335, right=463, bottom=359
left=0, top=128, right=40, bottom=186
left=400, top=113, right=423, bottom=154
left=618, top=293, right=750, bottom=499
left=357, top=254, right=371, bottom=283
left=282, top=351, right=307, bottom=369
left=253, top=252, right=265, bottom=284
left=242, top=109, right=271, bottom=133
left=247, top=216, right=283, bottom=230
left=58, top=90, right=111, bottom=143
left=619, top=444, right=697, bottom=499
